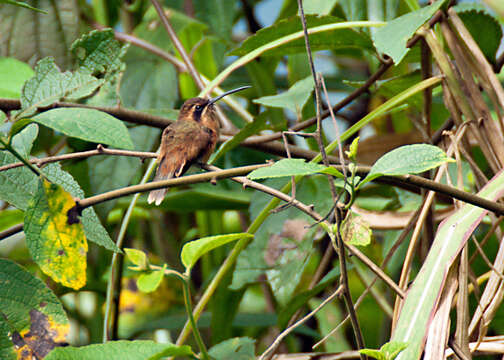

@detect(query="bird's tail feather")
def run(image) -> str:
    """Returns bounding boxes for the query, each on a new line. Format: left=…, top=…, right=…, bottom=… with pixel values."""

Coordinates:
left=148, top=164, right=173, bottom=206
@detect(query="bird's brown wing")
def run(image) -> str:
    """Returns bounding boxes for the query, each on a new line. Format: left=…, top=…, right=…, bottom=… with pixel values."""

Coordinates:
left=148, top=121, right=213, bottom=205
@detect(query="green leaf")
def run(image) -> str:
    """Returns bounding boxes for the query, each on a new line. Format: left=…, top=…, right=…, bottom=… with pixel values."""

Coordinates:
left=45, top=340, right=193, bottom=360
left=248, top=159, right=341, bottom=180
left=24, top=179, right=88, bottom=290
left=71, top=29, right=128, bottom=76
left=372, top=0, right=448, bottom=64
left=120, top=57, right=177, bottom=110
left=246, top=61, right=286, bottom=130
left=362, top=341, right=408, bottom=359
left=453, top=3, right=503, bottom=63
left=391, top=170, right=504, bottom=359
left=19, top=57, right=103, bottom=118
left=266, top=220, right=316, bottom=305
left=303, top=0, right=339, bottom=15
left=11, top=123, right=38, bottom=157
left=181, top=233, right=253, bottom=272
left=231, top=177, right=334, bottom=292
left=0, top=149, right=39, bottom=210
left=0, top=1, right=80, bottom=70
left=362, top=144, right=452, bottom=185
left=336, top=77, right=441, bottom=145
left=0, top=57, right=34, bottom=99
left=32, top=108, right=134, bottom=150
left=0, top=0, right=47, bottom=13
left=125, top=248, right=148, bottom=270
left=208, top=337, right=256, bottom=360
left=230, top=15, right=375, bottom=57
left=43, top=163, right=120, bottom=253
left=340, top=211, right=372, bottom=246
left=137, top=264, right=166, bottom=293
left=193, top=0, right=236, bottom=41
left=253, top=76, right=314, bottom=113
left=0, top=259, right=69, bottom=360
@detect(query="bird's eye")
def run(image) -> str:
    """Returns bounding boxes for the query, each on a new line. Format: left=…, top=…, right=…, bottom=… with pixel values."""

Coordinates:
left=195, top=104, right=203, bottom=111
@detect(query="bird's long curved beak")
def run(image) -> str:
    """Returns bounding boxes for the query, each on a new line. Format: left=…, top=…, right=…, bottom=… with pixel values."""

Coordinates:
left=208, top=86, right=251, bottom=105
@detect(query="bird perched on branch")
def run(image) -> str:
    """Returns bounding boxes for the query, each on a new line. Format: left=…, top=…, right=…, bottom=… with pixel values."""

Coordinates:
left=148, top=86, right=250, bottom=205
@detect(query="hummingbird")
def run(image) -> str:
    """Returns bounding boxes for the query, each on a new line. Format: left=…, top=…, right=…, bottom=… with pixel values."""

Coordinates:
left=148, top=86, right=251, bottom=205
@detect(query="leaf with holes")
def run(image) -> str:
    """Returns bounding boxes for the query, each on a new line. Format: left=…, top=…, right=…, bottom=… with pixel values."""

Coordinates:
left=18, top=57, right=103, bottom=119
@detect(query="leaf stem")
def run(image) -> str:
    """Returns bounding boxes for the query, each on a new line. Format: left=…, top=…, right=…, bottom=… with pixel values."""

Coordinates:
left=0, top=137, right=42, bottom=177
left=182, top=279, right=210, bottom=360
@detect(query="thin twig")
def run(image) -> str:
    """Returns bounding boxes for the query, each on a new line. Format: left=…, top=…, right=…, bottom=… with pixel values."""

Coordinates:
left=0, top=98, right=173, bottom=129
left=150, top=0, right=205, bottom=90
left=258, top=285, right=344, bottom=360
left=0, top=145, right=156, bottom=172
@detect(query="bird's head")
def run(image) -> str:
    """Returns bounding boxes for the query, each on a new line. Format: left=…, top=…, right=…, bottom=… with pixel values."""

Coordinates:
left=177, top=86, right=251, bottom=128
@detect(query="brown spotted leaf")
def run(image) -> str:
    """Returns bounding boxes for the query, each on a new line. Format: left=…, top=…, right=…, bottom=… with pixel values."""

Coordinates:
left=0, top=259, right=69, bottom=360
left=24, top=178, right=88, bottom=290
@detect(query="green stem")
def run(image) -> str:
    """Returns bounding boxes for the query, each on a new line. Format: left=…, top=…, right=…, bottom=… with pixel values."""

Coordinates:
left=182, top=278, right=210, bottom=360
left=102, top=158, right=157, bottom=342
left=0, top=137, right=42, bottom=177
left=175, top=76, right=442, bottom=346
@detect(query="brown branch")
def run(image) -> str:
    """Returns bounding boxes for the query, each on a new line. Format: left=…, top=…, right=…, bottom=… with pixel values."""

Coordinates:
left=72, top=164, right=269, bottom=212
left=0, top=145, right=156, bottom=172
left=98, top=24, right=188, bottom=73
left=0, top=223, right=23, bottom=241
left=0, top=98, right=173, bottom=129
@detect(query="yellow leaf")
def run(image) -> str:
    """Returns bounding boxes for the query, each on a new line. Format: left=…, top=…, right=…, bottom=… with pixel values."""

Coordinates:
left=24, top=179, right=88, bottom=289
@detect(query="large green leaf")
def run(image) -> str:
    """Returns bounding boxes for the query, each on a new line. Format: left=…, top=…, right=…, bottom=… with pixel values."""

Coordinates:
left=0, top=259, right=69, bottom=360
left=45, top=340, right=193, bottom=360
left=0, top=0, right=80, bottom=69
left=392, top=169, right=504, bottom=359
left=253, top=76, right=314, bottom=113
left=0, top=57, right=34, bottom=99
left=32, top=108, right=134, bottom=150
left=361, top=144, right=453, bottom=186
left=0, top=128, right=117, bottom=252
left=230, top=15, right=375, bottom=57
left=19, top=57, right=103, bottom=118
left=372, top=0, right=448, bottom=64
